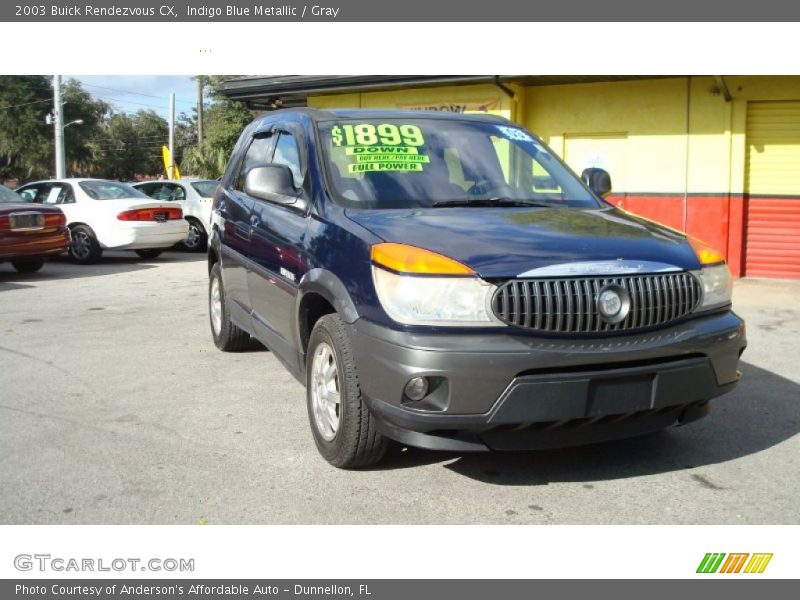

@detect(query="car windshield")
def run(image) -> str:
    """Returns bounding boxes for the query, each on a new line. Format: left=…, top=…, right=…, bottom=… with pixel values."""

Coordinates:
left=190, top=181, right=218, bottom=197
left=318, top=118, right=600, bottom=210
left=79, top=180, right=149, bottom=200
left=0, top=184, right=25, bottom=203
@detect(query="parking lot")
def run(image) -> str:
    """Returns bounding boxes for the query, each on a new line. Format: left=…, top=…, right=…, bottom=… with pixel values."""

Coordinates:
left=0, top=252, right=798, bottom=525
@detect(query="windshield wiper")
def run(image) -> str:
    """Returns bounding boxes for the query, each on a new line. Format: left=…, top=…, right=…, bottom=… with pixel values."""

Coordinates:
left=432, top=197, right=552, bottom=208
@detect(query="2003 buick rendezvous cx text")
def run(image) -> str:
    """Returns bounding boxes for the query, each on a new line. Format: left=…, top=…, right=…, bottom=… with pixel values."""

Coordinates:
left=207, top=109, right=746, bottom=468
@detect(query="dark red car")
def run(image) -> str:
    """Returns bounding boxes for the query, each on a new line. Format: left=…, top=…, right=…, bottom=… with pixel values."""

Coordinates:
left=0, top=183, right=70, bottom=273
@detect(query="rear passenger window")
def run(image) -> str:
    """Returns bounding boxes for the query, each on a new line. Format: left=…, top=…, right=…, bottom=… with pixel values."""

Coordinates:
left=54, top=184, right=75, bottom=204
left=272, top=131, right=303, bottom=188
left=137, top=183, right=156, bottom=197
left=235, top=135, right=274, bottom=192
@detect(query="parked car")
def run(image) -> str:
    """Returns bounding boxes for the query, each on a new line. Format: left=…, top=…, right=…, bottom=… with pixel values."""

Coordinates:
left=0, top=183, right=69, bottom=273
left=16, top=179, right=189, bottom=264
left=208, top=109, right=746, bottom=468
left=133, top=178, right=218, bottom=251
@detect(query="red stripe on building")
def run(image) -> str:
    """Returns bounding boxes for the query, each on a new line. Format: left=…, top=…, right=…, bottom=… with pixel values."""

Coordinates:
left=609, top=193, right=800, bottom=279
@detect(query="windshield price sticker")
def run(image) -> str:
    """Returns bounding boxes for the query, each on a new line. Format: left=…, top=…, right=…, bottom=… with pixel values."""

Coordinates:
left=496, top=125, right=534, bottom=142
left=348, top=162, right=423, bottom=173
left=354, top=154, right=430, bottom=164
left=331, top=123, right=425, bottom=147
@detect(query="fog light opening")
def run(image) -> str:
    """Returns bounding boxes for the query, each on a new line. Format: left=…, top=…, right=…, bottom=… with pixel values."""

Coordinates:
left=404, top=377, right=429, bottom=402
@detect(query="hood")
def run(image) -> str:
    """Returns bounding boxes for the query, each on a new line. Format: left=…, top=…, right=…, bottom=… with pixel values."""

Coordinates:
left=345, top=206, right=702, bottom=278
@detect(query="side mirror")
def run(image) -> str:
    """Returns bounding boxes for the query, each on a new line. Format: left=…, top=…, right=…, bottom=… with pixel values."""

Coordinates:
left=244, top=165, right=305, bottom=208
left=581, top=168, right=612, bottom=198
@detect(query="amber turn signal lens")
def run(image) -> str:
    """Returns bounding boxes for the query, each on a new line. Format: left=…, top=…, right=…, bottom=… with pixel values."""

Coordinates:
left=688, top=236, right=726, bottom=265
left=371, top=243, right=475, bottom=275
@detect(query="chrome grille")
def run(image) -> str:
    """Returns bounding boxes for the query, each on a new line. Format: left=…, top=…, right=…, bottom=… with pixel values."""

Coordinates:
left=491, top=272, right=701, bottom=333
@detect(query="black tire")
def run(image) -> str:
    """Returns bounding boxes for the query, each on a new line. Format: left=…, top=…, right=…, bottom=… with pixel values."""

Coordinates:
left=69, top=225, right=102, bottom=264
left=209, top=262, right=250, bottom=351
left=183, top=219, right=208, bottom=252
left=11, top=257, right=45, bottom=273
left=135, top=249, right=163, bottom=259
left=306, top=314, right=388, bottom=468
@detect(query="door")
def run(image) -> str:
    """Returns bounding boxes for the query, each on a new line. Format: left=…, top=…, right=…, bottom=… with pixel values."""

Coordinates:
left=744, top=101, right=800, bottom=279
left=19, top=182, right=77, bottom=222
left=218, top=134, right=275, bottom=325
left=247, top=126, right=310, bottom=370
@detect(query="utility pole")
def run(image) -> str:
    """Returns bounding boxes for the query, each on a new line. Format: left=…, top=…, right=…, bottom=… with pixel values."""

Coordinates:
left=197, top=78, right=204, bottom=145
left=53, top=75, right=66, bottom=178
left=168, top=92, right=175, bottom=178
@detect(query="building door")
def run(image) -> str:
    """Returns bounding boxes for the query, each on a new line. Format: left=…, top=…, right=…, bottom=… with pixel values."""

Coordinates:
left=744, top=101, right=800, bottom=279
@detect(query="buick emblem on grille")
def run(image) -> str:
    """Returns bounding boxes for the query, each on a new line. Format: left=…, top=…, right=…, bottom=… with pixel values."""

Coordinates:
left=597, top=285, right=630, bottom=324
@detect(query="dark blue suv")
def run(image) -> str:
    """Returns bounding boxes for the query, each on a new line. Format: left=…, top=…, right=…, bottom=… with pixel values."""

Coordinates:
left=208, top=108, right=746, bottom=468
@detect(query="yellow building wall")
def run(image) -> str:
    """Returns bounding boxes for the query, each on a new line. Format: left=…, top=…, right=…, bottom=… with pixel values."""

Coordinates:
left=524, top=76, right=800, bottom=196
left=525, top=78, right=695, bottom=193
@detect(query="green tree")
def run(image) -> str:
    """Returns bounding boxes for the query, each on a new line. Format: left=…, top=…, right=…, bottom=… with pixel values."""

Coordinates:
left=179, top=75, right=252, bottom=178
left=0, top=76, right=52, bottom=183
left=89, top=110, right=169, bottom=180
left=62, top=78, right=110, bottom=177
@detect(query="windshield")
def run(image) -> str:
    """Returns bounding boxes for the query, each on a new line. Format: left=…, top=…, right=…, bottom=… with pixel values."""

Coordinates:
left=190, top=181, right=219, bottom=198
left=79, top=180, right=149, bottom=200
left=0, top=184, right=25, bottom=203
left=318, top=118, right=600, bottom=209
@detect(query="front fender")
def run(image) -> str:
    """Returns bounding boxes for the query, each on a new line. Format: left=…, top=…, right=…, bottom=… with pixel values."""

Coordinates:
left=296, top=268, right=360, bottom=324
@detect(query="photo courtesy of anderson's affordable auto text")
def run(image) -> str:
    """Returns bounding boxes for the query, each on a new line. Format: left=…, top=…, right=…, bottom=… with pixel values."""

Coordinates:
left=1, top=0, right=799, bottom=594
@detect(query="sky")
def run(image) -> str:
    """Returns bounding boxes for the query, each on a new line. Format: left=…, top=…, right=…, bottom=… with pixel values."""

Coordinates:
left=66, top=75, right=198, bottom=119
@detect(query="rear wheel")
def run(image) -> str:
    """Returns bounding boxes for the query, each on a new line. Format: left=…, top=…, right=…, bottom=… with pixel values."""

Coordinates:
left=135, top=249, right=163, bottom=259
left=306, top=314, right=388, bottom=468
left=69, top=225, right=102, bottom=264
left=209, top=262, right=250, bottom=351
left=183, top=219, right=208, bottom=252
left=11, top=257, right=45, bottom=273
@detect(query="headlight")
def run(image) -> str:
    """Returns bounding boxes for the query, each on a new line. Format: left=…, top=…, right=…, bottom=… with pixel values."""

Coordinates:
left=369, top=242, right=499, bottom=326
left=687, top=236, right=732, bottom=311
left=696, top=264, right=733, bottom=310
left=372, top=267, right=498, bottom=326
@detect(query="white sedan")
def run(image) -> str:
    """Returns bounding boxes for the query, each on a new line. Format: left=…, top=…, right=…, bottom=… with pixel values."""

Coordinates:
left=16, top=178, right=189, bottom=264
left=133, top=179, right=218, bottom=251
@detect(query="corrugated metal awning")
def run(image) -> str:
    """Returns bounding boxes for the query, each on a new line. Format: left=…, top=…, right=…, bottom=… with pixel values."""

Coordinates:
left=221, top=75, right=673, bottom=109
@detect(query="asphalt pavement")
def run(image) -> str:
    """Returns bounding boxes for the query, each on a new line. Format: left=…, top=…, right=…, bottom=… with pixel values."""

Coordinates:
left=0, top=252, right=798, bottom=524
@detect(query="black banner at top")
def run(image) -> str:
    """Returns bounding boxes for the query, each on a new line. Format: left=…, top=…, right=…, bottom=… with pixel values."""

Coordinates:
left=3, top=0, right=800, bottom=22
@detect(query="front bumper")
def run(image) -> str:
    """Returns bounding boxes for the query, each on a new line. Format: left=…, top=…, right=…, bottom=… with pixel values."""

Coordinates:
left=348, top=311, right=746, bottom=452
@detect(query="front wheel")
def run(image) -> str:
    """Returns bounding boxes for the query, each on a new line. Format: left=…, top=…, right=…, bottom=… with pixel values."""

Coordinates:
left=11, top=257, right=45, bottom=273
left=306, top=314, right=388, bottom=468
left=135, top=249, right=163, bottom=259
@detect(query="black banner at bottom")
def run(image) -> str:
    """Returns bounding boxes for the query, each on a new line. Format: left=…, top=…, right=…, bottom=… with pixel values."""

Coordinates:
left=2, top=580, right=797, bottom=600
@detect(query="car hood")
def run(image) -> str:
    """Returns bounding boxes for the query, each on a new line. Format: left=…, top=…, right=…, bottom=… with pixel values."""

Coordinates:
left=345, top=206, right=702, bottom=278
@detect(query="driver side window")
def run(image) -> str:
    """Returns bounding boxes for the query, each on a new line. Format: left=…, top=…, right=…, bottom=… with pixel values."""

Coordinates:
left=235, top=134, right=275, bottom=192
left=272, top=131, right=304, bottom=189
